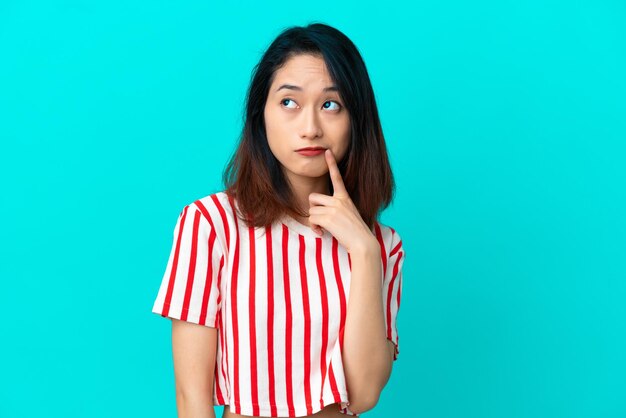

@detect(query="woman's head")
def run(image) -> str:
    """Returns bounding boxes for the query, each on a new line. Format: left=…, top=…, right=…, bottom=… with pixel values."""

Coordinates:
left=223, top=22, right=395, bottom=229
left=264, top=53, right=351, bottom=191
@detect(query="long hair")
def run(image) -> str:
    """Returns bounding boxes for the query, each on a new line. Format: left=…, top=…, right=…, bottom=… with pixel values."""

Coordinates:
left=222, top=22, right=396, bottom=229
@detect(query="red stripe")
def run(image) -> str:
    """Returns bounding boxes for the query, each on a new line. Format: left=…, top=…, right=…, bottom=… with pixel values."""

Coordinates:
left=214, top=253, right=228, bottom=398
left=389, top=240, right=402, bottom=257
left=180, top=210, right=201, bottom=321
left=195, top=199, right=224, bottom=321
left=386, top=249, right=402, bottom=341
left=211, top=195, right=232, bottom=395
left=211, top=194, right=230, bottom=246
left=214, top=255, right=224, bottom=328
left=195, top=200, right=216, bottom=232
left=298, top=235, right=313, bottom=415
left=265, top=226, right=278, bottom=417
left=162, top=206, right=190, bottom=317
left=218, top=298, right=229, bottom=400
left=375, top=223, right=387, bottom=278
left=226, top=195, right=241, bottom=413
left=329, top=237, right=345, bottom=404
left=327, top=362, right=341, bottom=403
left=331, top=238, right=347, bottom=348
left=248, top=225, right=259, bottom=416
left=281, top=225, right=296, bottom=416
left=214, top=364, right=224, bottom=404
left=396, top=251, right=402, bottom=358
left=316, top=237, right=330, bottom=411
left=396, top=253, right=402, bottom=310
left=199, top=227, right=216, bottom=326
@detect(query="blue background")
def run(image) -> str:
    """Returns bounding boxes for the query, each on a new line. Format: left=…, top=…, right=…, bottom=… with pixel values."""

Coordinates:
left=1, top=1, right=625, bottom=417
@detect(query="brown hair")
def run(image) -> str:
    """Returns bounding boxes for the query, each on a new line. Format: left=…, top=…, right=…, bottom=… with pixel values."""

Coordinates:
left=222, top=23, right=396, bottom=230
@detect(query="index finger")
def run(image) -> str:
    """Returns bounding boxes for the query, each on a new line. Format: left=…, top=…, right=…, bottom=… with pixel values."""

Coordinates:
left=325, top=149, right=348, bottom=197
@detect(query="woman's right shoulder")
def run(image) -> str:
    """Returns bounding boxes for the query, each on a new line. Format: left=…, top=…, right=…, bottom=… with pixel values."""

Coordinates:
left=186, top=190, right=234, bottom=219
left=176, top=190, right=238, bottom=252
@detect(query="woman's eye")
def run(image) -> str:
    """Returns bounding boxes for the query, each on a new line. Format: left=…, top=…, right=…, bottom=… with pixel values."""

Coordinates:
left=323, top=100, right=342, bottom=111
left=281, top=98, right=297, bottom=108
left=281, top=98, right=342, bottom=111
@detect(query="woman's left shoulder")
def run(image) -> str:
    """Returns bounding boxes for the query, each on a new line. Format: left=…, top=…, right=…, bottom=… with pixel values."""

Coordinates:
left=373, top=220, right=404, bottom=256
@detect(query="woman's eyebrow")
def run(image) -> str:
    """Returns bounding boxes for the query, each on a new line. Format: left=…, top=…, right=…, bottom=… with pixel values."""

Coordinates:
left=275, top=84, right=339, bottom=93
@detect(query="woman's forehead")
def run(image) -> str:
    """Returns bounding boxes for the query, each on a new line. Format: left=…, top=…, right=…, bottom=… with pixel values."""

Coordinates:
left=272, top=55, right=333, bottom=87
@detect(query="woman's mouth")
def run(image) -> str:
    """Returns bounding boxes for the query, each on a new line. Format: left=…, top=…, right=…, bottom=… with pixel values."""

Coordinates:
left=296, top=148, right=326, bottom=157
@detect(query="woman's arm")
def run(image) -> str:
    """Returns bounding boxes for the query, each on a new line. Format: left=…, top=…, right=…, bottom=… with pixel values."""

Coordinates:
left=341, top=241, right=393, bottom=414
left=172, top=318, right=218, bottom=418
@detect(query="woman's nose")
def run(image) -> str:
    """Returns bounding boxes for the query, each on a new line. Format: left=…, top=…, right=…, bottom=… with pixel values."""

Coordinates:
left=300, top=107, right=322, bottom=138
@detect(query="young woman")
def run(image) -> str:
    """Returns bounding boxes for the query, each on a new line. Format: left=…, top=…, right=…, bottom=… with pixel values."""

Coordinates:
left=152, top=23, right=406, bottom=418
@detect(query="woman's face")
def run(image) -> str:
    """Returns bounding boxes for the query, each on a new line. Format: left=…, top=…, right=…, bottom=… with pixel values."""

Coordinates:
left=264, top=53, right=351, bottom=187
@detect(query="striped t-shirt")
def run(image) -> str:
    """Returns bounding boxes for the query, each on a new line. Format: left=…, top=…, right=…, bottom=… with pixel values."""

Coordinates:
left=151, top=191, right=405, bottom=417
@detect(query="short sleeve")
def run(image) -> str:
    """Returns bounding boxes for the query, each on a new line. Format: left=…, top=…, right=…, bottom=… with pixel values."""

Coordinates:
left=383, top=229, right=405, bottom=361
left=151, top=204, right=225, bottom=328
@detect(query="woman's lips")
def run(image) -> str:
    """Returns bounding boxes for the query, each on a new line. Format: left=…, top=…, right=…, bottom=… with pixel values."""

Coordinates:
left=296, top=149, right=325, bottom=156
